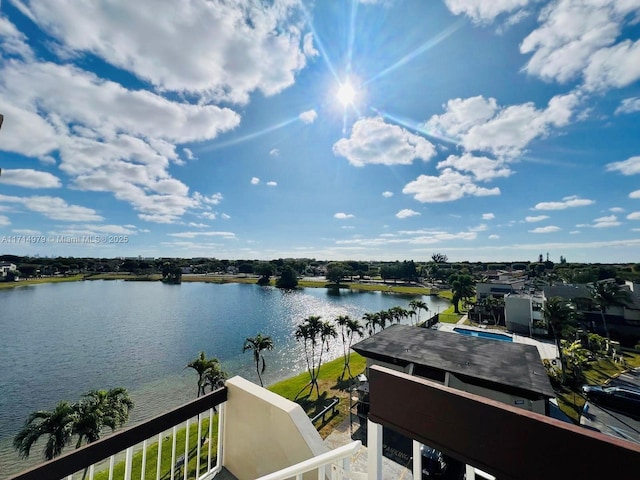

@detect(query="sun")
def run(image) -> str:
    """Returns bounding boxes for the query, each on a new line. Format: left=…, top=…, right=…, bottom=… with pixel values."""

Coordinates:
left=336, top=81, right=356, bottom=107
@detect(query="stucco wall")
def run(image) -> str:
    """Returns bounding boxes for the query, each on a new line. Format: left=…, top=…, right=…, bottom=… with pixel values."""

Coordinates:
left=222, top=376, right=327, bottom=480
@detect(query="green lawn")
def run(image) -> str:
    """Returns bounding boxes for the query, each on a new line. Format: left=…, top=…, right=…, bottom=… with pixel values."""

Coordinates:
left=0, top=275, right=85, bottom=289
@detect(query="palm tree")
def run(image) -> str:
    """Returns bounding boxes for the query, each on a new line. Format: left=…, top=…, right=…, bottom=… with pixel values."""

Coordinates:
left=542, top=296, right=577, bottom=384
left=187, top=352, right=224, bottom=397
left=315, top=320, right=338, bottom=393
left=73, top=388, right=134, bottom=448
left=450, top=274, right=475, bottom=314
left=363, top=312, right=378, bottom=336
left=409, top=299, right=428, bottom=325
left=335, top=315, right=364, bottom=380
left=588, top=281, right=631, bottom=340
left=295, top=315, right=323, bottom=397
left=13, top=401, right=76, bottom=460
left=243, top=333, right=274, bottom=387
left=202, top=361, right=227, bottom=393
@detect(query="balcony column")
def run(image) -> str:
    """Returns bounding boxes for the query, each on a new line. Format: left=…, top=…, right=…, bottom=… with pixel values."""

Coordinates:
left=413, top=440, right=422, bottom=479
left=367, top=419, right=382, bottom=480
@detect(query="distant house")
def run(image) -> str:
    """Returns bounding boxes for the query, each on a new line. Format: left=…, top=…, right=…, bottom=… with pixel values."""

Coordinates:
left=0, top=262, right=17, bottom=278
left=352, top=324, right=555, bottom=416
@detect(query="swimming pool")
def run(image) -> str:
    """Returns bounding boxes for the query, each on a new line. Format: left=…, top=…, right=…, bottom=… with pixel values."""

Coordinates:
left=453, top=327, right=513, bottom=342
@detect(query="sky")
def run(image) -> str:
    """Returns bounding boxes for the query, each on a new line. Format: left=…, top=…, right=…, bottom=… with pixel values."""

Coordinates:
left=0, top=0, right=639, bottom=263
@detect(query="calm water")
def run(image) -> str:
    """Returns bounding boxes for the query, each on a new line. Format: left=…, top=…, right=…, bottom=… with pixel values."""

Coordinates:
left=0, top=280, right=448, bottom=476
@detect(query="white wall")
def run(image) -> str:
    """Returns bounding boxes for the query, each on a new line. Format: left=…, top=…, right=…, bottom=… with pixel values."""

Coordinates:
left=222, top=376, right=327, bottom=480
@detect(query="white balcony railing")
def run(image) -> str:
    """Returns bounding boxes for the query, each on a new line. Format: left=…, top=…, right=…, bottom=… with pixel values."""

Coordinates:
left=255, top=441, right=366, bottom=480
left=8, top=388, right=227, bottom=480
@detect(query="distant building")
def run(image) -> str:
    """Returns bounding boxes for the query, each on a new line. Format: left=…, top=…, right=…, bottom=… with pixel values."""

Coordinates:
left=0, top=262, right=17, bottom=278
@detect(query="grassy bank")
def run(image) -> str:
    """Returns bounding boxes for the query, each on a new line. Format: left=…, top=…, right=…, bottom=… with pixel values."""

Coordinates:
left=91, top=353, right=365, bottom=479
left=0, top=275, right=85, bottom=289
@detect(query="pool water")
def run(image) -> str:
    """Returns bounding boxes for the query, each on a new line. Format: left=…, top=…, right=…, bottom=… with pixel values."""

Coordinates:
left=453, top=327, right=513, bottom=342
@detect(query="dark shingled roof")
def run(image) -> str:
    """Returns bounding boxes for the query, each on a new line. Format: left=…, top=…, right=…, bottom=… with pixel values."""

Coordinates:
left=352, top=324, right=555, bottom=398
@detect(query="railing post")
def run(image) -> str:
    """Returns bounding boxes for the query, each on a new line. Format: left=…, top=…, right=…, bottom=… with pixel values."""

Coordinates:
left=156, top=433, right=163, bottom=480
left=171, top=426, right=177, bottom=480
left=141, top=439, right=147, bottom=480
left=124, top=446, right=133, bottom=480
left=184, top=418, right=190, bottom=480
left=196, top=413, right=202, bottom=477
left=412, top=440, right=422, bottom=480
left=367, top=419, right=382, bottom=480
left=216, top=402, right=225, bottom=473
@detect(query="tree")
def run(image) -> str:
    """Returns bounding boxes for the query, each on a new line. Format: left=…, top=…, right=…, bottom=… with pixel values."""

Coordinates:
left=161, top=262, right=182, bottom=284
left=431, top=253, right=448, bottom=263
left=13, top=401, right=76, bottom=460
left=294, top=316, right=337, bottom=397
left=542, top=296, right=577, bottom=384
left=326, top=263, right=350, bottom=286
left=276, top=265, right=298, bottom=289
left=449, top=273, right=475, bottom=314
left=255, top=262, right=275, bottom=286
left=363, top=312, right=378, bottom=336
left=409, top=299, right=428, bottom=325
left=187, top=352, right=225, bottom=397
left=335, top=315, right=364, bottom=380
left=243, top=333, right=274, bottom=387
left=13, top=388, right=133, bottom=464
left=588, top=280, right=631, bottom=340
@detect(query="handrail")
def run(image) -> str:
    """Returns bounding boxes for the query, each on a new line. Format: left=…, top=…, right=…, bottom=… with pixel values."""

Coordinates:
left=310, top=396, right=339, bottom=423
left=255, top=441, right=363, bottom=480
left=8, top=387, right=228, bottom=480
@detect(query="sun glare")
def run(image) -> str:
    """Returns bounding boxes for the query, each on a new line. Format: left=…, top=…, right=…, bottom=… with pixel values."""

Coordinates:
left=337, top=81, right=356, bottom=106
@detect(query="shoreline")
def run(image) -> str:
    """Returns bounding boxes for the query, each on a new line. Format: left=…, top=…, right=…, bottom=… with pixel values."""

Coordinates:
left=1, top=273, right=438, bottom=296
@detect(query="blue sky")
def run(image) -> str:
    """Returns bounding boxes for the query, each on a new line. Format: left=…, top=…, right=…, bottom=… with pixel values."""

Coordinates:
left=0, top=0, right=639, bottom=263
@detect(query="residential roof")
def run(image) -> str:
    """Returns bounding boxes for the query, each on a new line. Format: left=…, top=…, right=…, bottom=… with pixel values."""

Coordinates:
left=352, top=324, right=555, bottom=398
left=543, top=285, right=591, bottom=300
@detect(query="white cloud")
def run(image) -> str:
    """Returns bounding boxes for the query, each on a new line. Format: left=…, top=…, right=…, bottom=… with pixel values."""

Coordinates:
left=269, top=148, right=280, bottom=156
left=251, top=177, right=260, bottom=185
left=530, top=226, right=561, bottom=233
left=0, top=55, right=239, bottom=224
left=426, top=96, right=498, bottom=138
left=533, top=195, right=595, bottom=210
left=437, top=154, right=512, bottom=181
left=427, top=93, right=579, bottom=159
left=333, top=117, right=436, bottom=166
left=12, top=228, right=41, bottom=235
left=610, top=207, right=624, bottom=212
left=520, top=0, right=640, bottom=90
left=183, top=148, right=195, bottom=160
left=403, top=169, right=500, bottom=203
left=334, top=212, right=355, bottom=220
left=303, top=32, right=319, bottom=57
left=266, top=181, right=278, bottom=187
left=17, top=0, right=310, bottom=104
left=0, top=215, right=10, bottom=226
left=628, top=212, right=640, bottom=221
left=0, top=169, right=61, bottom=188
left=469, top=224, right=488, bottom=232
left=630, top=190, right=640, bottom=199
left=0, top=194, right=103, bottom=222
left=444, top=0, right=531, bottom=22
left=488, top=234, right=500, bottom=239
left=396, top=209, right=420, bottom=219
left=606, top=156, right=640, bottom=176
left=382, top=191, right=394, bottom=198
left=482, top=213, right=495, bottom=220
left=615, top=97, right=640, bottom=115
left=221, top=213, right=231, bottom=220
left=577, top=215, right=622, bottom=228
left=299, top=109, right=317, bottom=124
left=525, top=215, right=549, bottom=222
left=167, top=231, right=236, bottom=239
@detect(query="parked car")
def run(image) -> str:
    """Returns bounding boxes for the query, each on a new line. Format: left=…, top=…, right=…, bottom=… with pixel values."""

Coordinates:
left=582, top=385, right=640, bottom=417
left=421, top=445, right=465, bottom=479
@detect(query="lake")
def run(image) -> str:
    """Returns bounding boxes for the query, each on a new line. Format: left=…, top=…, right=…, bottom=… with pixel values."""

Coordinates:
left=0, top=280, right=449, bottom=476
